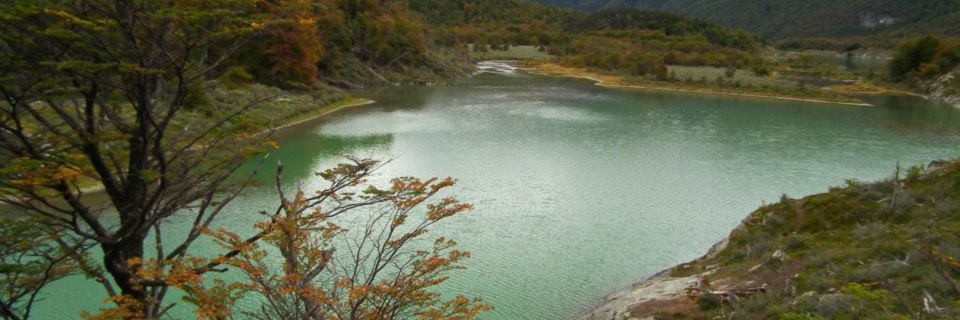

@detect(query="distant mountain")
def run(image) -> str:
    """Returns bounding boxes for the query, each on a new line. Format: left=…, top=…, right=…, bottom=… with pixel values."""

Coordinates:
left=532, top=0, right=960, bottom=41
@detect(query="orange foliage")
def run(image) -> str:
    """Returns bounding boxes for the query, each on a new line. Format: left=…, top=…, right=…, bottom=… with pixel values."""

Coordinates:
left=207, top=159, right=490, bottom=319
left=260, top=0, right=324, bottom=84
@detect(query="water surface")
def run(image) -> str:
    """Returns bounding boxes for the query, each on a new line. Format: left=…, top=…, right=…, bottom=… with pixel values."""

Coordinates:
left=38, top=71, right=960, bottom=319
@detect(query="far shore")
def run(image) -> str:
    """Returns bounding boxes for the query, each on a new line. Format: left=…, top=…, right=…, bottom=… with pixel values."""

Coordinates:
left=73, top=97, right=378, bottom=197
left=523, top=62, right=876, bottom=107
left=257, top=97, right=377, bottom=137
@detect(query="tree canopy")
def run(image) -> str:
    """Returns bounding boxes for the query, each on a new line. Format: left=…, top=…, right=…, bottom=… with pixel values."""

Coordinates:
left=0, top=1, right=486, bottom=319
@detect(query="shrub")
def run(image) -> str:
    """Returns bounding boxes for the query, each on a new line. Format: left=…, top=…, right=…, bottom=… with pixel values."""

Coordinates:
left=725, top=66, right=737, bottom=78
left=814, top=293, right=854, bottom=318
left=779, top=194, right=792, bottom=204
left=779, top=313, right=827, bottom=320
left=849, top=262, right=909, bottom=284
left=752, top=64, right=771, bottom=76
left=764, top=212, right=786, bottom=229
left=934, top=198, right=957, bottom=215
left=796, top=270, right=832, bottom=293
left=866, top=178, right=896, bottom=194
left=889, top=36, right=958, bottom=82
left=919, top=63, right=942, bottom=79
left=731, top=293, right=778, bottom=319
left=852, top=222, right=887, bottom=241
left=786, top=233, right=808, bottom=251
left=698, top=292, right=722, bottom=311
left=906, top=164, right=925, bottom=181
left=221, top=66, right=254, bottom=88
left=843, top=179, right=861, bottom=189
left=183, top=82, right=211, bottom=110
left=840, top=283, right=894, bottom=309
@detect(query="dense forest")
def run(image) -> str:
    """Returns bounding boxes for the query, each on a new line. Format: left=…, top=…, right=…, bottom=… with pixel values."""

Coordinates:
left=533, top=0, right=960, bottom=47
left=406, top=0, right=761, bottom=77
left=187, top=0, right=763, bottom=88
left=228, top=0, right=474, bottom=88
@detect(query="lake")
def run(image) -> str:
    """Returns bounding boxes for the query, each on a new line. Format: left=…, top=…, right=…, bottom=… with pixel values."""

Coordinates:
left=36, top=70, right=960, bottom=319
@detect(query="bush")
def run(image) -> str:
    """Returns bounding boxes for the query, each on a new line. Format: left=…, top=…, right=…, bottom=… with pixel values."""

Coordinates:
left=752, top=64, right=771, bottom=76
left=796, top=270, right=832, bottom=292
left=852, top=222, right=887, bottom=241
left=918, top=63, right=942, bottom=79
left=183, top=82, right=211, bottom=110
left=814, top=294, right=854, bottom=318
left=725, top=66, right=737, bottom=78
left=698, top=292, right=722, bottom=310
left=889, top=36, right=959, bottom=82
left=779, top=313, right=827, bottom=320
left=731, top=293, right=779, bottom=319
left=906, top=164, right=925, bottom=181
left=786, top=233, right=808, bottom=251
left=849, top=262, right=909, bottom=283
left=221, top=66, right=254, bottom=88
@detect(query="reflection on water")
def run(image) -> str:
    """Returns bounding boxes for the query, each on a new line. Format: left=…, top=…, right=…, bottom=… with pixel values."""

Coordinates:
left=34, top=72, right=960, bottom=320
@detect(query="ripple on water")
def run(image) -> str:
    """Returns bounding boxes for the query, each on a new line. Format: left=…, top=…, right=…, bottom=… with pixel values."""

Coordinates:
left=508, top=105, right=608, bottom=122
left=319, top=110, right=453, bottom=136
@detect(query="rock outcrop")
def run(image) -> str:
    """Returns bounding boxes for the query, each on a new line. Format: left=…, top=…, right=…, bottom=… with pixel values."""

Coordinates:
left=580, top=231, right=734, bottom=320
left=922, top=70, right=960, bottom=108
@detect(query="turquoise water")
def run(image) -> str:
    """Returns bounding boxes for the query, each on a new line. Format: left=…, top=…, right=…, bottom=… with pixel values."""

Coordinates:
left=37, top=72, right=960, bottom=319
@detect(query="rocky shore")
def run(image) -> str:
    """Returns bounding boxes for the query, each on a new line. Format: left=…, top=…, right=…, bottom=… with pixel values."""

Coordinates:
left=923, top=70, right=960, bottom=108
left=579, top=234, right=733, bottom=320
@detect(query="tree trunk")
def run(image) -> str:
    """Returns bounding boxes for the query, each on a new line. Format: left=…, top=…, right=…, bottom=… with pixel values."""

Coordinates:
left=102, top=236, right=148, bottom=311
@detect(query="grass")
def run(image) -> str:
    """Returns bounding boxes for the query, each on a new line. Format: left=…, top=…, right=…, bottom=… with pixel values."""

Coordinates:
left=668, top=65, right=798, bottom=88
left=525, top=62, right=869, bottom=106
left=201, top=81, right=352, bottom=130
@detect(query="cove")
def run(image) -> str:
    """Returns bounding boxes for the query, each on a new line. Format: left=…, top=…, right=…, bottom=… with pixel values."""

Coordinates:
left=35, top=71, right=960, bottom=319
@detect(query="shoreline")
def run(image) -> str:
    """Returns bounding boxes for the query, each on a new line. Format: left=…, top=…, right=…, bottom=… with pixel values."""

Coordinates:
left=75, top=97, right=378, bottom=196
left=257, top=97, right=377, bottom=137
left=523, top=63, right=875, bottom=107
left=578, top=228, right=735, bottom=320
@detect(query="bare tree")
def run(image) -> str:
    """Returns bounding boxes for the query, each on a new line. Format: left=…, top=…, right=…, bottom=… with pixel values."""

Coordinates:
left=0, top=1, right=273, bottom=317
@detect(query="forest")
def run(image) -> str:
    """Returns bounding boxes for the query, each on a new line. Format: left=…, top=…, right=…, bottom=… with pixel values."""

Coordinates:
left=408, top=0, right=761, bottom=78
left=154, top=0, right=764, bottom=89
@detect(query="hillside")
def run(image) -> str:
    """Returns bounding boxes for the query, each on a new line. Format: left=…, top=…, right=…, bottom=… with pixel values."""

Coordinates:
left=407, top=1, right=761, bottom=71
left=233, top=0, right=762, bottom=88
left=229, top=0, right=476, bottom=88
left=584, top=159, right=960, bottom=319
left=533, top=0, right=960, bottom=44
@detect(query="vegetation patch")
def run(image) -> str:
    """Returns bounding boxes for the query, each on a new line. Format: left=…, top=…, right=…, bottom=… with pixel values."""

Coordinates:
left=612, top=160, right=960, bottom=319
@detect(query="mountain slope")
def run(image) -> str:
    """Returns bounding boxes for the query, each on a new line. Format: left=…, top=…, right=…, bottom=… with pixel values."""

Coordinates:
left=533, top=0, right=960, bottom=42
